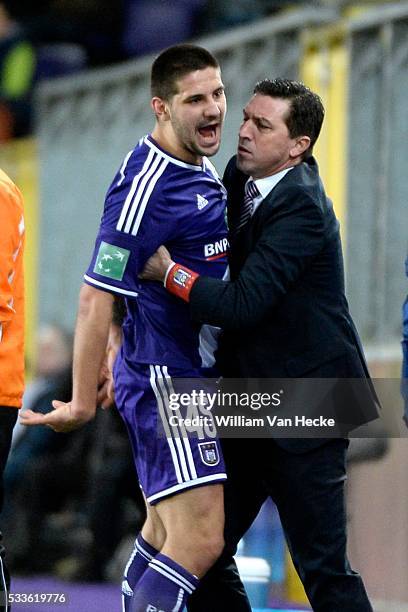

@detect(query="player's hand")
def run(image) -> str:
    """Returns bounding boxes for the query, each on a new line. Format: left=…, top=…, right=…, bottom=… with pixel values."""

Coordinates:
left=96, top=358, right=115, bottom=408
left=97, top=322, right=122, bottom=408
left=139, top=245, right=173, bottom=282
left=97, top=359, right=115, bottom=408
left=19, top=400, right=93, bottom=433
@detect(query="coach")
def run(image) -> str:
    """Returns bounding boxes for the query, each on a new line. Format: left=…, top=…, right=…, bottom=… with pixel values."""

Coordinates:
left=142, top=78, right=379, bottom=611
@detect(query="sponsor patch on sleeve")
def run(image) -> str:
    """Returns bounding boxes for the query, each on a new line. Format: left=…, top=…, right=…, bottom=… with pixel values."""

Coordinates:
left=94, top=241, right=130, bottom=281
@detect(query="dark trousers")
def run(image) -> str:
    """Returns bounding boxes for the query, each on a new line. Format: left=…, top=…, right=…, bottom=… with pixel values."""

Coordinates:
left=0, top=407, right=18, bottom=612
left=188, top=438, right=373, bottom=612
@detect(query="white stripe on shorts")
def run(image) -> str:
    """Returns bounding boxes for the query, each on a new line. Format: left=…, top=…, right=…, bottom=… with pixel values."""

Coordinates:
left=146, top=474, right=227, bottom=505
left=154, top=366, right=191, bottom=482
left=161, top=366, right=198, bottom=480
left=149, top=365, right=183, bottom=485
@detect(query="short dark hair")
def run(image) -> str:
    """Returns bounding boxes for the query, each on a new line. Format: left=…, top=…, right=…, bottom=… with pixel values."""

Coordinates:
left=253, top=78, right=325, bottom=156
left=151, top=44, right=219, bottom=101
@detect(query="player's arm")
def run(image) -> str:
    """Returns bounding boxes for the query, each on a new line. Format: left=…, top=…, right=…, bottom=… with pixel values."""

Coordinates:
left=20, top=285, right=114, bottom=432
left=97, top=297, right=125, bottom=408
left=140, top=193, right=325, bottom=330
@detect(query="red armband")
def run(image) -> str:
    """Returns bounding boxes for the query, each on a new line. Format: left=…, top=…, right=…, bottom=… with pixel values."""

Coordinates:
left=164, top=262, right=199, bottom=302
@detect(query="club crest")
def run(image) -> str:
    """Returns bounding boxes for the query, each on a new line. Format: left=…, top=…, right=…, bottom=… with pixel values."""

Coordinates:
left=198, top=441, right=219, bottom=466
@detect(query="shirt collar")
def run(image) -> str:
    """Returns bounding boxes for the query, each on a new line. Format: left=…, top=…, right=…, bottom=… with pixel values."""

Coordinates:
left=252, top=166, right=294, bottom=200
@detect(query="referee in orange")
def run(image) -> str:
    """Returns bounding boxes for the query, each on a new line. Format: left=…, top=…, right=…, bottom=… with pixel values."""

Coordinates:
left=0, top=168, right=25, bottom=611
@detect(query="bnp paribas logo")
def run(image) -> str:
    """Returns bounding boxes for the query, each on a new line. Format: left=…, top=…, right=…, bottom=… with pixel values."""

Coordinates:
left=94, top=241, right=130, bottom=281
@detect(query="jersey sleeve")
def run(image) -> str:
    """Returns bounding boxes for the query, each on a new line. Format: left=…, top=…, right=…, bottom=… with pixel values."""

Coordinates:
left=84, top=153, right=174, bottom=297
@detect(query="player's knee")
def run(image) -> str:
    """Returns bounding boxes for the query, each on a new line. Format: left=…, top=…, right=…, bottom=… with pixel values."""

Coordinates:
left=204, top=532, right=225, bottom=565
left=189, top=530, right=225, bottom=568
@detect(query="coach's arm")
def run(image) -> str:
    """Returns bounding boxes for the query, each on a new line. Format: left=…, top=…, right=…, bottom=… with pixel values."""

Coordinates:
left=140, top=191, right=325, bottom=331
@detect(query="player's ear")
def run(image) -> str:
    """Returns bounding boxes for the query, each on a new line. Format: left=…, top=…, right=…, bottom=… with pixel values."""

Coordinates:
left=151, top=97, right=171, bottom=121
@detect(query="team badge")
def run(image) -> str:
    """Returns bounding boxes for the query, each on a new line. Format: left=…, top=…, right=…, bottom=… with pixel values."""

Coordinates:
left=94, top=241, right=130, bottom=281
left=173, top=268, right=192, bottom=287
left=198, top=441, right=220, bottom=466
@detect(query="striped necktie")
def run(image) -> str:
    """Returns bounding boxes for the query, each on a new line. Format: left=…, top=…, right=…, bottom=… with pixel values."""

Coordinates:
left=234, top=179, right=260, bottom=236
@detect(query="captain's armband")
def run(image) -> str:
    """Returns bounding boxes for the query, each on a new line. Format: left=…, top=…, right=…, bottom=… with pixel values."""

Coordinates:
left=164, top=263, right=199, bottom=302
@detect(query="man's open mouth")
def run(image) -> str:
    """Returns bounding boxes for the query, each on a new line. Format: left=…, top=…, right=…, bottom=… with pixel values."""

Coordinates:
left=198, top=124, right=218, bottom=139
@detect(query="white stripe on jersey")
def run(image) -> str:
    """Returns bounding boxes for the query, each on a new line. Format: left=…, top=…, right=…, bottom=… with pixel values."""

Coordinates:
left=161, top=366, right=198, bottom=480
left=149, top=365, right=184, bottom=485
left=204, top=157, right=228, bottom=199
left=116, top=148, right=155, bottom=231
left=117, top=150, right=133, bottom=186
left=130, top=158, right=168, bottom=236
left=83, top=274, right=138, bottom=297
left=123, top=153, right=164, bottom=234
left=144, top=136, right=203, bottom=171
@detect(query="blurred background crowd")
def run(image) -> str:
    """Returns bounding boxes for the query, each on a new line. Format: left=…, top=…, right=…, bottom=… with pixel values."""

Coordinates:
left=0, top=0, right=300, bottom=140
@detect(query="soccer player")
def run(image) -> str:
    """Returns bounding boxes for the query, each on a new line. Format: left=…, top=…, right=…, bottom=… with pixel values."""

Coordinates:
left=21, top=44, right=231, bottom=612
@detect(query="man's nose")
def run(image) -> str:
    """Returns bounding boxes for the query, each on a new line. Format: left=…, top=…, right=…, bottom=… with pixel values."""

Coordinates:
left=204, top=99, right=222, bottom=118
left=239, top=121, right=252, bottom=140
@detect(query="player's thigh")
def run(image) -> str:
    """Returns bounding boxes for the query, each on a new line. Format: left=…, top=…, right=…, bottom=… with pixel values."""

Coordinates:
left=143, top=496, right=166, bottom=549
left=155, top=483, right=224, bottom=538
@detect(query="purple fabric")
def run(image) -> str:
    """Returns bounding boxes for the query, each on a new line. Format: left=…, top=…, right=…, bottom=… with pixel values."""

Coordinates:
left=123, top=534, right=159, bottom=611
left=115, top=363, right=226, bottom=505
left=130, top=552, right=198, bottom=611
left=84, top=135, right=228, bottom=371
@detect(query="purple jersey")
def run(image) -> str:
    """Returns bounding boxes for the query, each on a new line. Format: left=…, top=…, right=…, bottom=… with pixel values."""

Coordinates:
left=84, top=135, right=228, bottom=370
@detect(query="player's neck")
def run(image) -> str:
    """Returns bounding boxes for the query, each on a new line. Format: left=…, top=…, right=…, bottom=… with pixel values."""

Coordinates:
left=151, top=126, right=201, bottom=166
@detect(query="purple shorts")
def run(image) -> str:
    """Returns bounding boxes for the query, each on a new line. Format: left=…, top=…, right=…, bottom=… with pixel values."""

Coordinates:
left=114, top=361, right=226, bottom=505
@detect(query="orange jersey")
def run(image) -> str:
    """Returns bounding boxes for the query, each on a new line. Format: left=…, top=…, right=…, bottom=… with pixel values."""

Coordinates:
left=0, top=168, right=25, bottom=408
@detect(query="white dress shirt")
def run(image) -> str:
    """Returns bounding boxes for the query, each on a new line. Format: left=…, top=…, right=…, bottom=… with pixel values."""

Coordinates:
left=247, top=166, right=294, bottom=215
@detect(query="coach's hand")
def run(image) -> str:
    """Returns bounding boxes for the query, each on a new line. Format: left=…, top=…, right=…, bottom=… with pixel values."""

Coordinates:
left=139, top=245, right=173, bottom=282
left=20, top=400, right=93, bottom=433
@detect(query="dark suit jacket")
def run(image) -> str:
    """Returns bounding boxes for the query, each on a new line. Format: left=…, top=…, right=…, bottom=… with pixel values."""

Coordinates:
left=190, top=156, right=379, bottom=451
